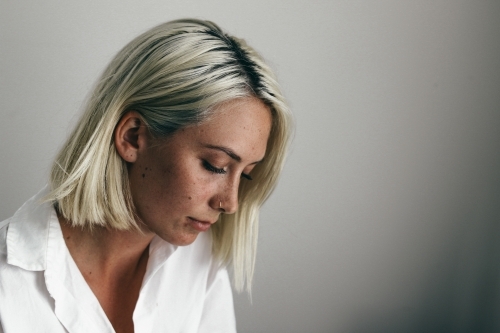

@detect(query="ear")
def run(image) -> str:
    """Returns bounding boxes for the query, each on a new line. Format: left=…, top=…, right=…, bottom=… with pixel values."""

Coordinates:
left=114, top=111, right=149, bottom=163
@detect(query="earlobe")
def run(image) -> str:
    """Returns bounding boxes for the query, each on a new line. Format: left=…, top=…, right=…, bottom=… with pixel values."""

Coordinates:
left=114, top=111, right=147, bottom=163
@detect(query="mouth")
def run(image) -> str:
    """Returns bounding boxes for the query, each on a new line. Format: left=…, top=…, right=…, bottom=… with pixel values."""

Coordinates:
left=187, top=217, right=216, bottom=232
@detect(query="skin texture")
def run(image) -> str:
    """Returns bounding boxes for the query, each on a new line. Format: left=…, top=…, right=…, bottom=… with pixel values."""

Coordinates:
left=60, top=97, right=272, bottom=333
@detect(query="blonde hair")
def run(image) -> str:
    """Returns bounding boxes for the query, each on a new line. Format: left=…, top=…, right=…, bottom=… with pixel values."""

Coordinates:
left=48, top=19, right=292, bottom=293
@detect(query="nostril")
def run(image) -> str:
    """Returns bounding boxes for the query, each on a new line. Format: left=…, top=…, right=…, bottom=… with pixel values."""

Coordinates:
left=218, top=197, right=226, bottom=213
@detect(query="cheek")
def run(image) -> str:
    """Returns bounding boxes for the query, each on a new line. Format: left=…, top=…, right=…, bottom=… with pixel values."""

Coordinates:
left=181, top=176, right=215, bottom=204
left=149, top=159, right=213, bottom=206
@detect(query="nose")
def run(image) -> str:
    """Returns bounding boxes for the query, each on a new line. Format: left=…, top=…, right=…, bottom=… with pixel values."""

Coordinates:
left=216, top=178, right=239, bottom=214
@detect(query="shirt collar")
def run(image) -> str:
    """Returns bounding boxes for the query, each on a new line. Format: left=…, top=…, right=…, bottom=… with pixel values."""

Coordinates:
left=6, top=186, right=53, bottom=271
left=142, top=235, right=178, bottom=287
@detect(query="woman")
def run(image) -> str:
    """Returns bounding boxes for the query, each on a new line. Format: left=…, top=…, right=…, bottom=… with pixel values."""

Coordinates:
left=0, top=19, right=291, bottom=332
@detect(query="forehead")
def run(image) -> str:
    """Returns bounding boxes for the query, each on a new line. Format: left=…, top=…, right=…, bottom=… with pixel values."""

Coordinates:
left=204, top=98, right=271, bottom=137
left=164, top=98, right=272, bottom=162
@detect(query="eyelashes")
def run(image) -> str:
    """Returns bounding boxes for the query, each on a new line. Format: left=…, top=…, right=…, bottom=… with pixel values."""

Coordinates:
left=203, top=160, right=226, bottom=174
left=202, top=160, right=253, bottom=181
left=241, top=173, right=253, bottom=181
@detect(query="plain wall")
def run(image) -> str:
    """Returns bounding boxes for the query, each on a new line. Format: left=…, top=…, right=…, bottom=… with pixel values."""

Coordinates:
left=1, top=1, right=500, bottom=332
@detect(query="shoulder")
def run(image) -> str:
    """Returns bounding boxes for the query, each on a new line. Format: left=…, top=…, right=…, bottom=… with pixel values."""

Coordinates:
left=0, top=218, right=11, bottom=264
left=0, top=216, right=45, bottom=315
left=0, top=198, right=66, bottom=332
left=0, top=188, right=52, bottom=295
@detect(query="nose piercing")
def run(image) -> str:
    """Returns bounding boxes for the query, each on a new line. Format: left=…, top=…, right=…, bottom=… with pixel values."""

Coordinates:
left=219, top=199, right=222, bottom=209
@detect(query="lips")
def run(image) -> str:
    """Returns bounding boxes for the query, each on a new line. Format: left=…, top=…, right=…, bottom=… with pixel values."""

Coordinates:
left=187, top=217, right=215, bottom=232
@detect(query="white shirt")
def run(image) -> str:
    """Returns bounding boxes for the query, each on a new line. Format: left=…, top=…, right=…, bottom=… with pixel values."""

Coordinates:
left=0, top=189, right=236, bottom=332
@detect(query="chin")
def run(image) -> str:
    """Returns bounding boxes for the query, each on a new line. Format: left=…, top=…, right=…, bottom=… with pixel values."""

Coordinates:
left=160, top=232, right=200, bottom=246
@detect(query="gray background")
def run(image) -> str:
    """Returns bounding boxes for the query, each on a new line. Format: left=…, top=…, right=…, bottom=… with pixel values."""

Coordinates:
left=1, top=1, right=500, bottom=332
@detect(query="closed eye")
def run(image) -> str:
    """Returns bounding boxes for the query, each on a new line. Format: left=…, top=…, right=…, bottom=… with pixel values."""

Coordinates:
left=202, top=160, right=226, bottom=174
left=203, top=160, right=253, bottom=180
left=241, top=173, right=253, bottom=181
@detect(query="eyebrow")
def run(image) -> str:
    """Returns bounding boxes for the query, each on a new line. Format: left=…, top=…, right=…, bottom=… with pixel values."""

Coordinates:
left=203, top=144, right=263, bottom=165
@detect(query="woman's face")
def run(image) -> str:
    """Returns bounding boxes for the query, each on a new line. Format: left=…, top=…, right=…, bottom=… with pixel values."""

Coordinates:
left=128, top=97, right=272, bottom=246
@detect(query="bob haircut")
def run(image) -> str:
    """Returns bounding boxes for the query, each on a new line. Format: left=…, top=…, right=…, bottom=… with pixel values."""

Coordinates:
left=48, top=19, right=292, bottom=293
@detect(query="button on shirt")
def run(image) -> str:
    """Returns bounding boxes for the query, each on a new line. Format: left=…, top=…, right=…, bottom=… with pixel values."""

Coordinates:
left=0, top=189, right=236, bottom=332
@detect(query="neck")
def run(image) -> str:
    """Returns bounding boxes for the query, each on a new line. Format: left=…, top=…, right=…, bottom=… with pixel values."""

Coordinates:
left=58, top=215, right=154, bottom=332
left=58, top=214, right=154, bottom=280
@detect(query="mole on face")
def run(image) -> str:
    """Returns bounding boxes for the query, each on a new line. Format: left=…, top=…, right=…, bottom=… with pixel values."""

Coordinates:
left=143, top=166, right=150, bottom=178
left=188, top=196, right=192, bottom=200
